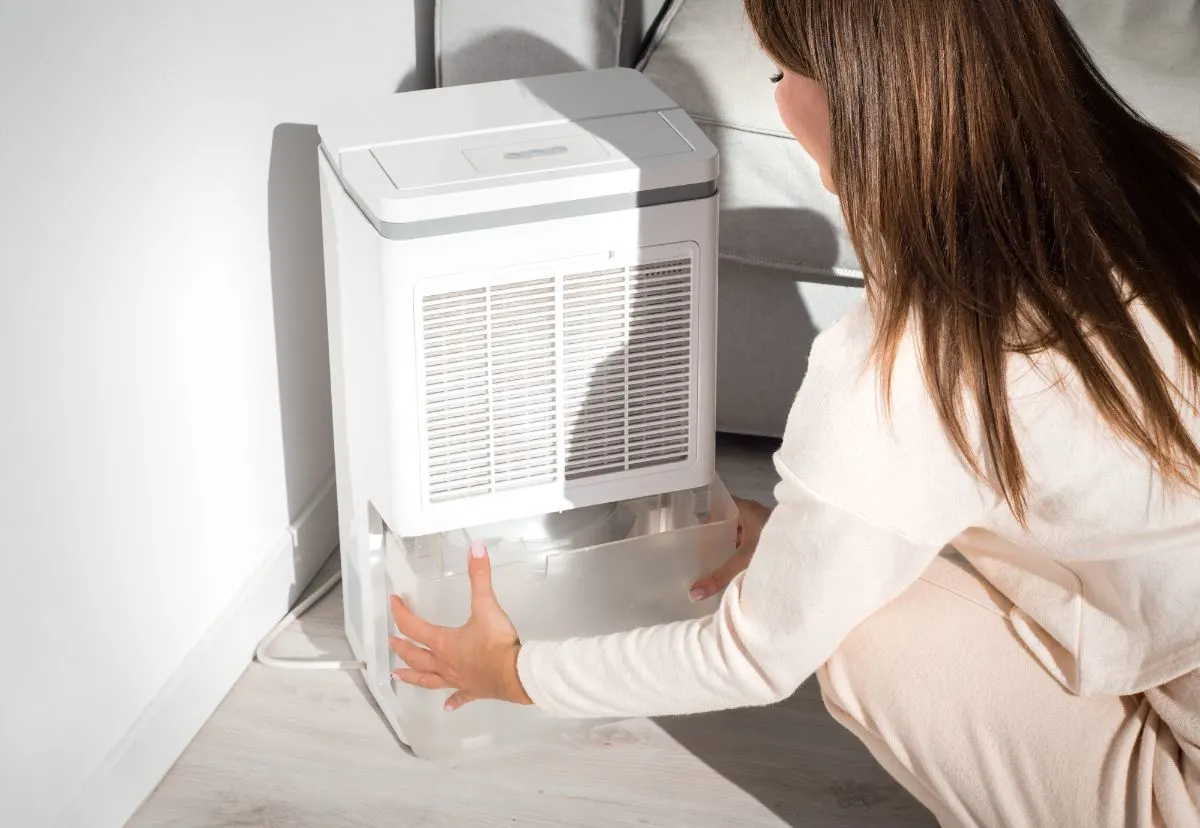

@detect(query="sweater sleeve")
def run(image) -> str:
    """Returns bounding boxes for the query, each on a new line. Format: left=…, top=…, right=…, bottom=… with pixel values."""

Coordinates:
left=517, top=303, right=994, bottom=719
left=517, top=459, right=946, bottom=718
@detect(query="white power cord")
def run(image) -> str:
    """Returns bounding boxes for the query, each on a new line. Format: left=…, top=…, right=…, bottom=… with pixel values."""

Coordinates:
left=254, top=568, right=365, bottom=671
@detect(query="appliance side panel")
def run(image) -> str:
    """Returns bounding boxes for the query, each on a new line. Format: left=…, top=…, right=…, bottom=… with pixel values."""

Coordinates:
left=380, top=237, right=427, bottom=534
left=693, top=194, right=719, bottom=481
left=319, top=152, right=391, bottom=661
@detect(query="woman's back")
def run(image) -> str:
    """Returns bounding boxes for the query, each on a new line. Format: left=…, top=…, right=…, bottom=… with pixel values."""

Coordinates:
left=783, top=297, right=1200, bottom=697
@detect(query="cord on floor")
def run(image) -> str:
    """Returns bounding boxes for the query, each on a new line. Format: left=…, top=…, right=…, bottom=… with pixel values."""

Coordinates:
left=254, top=569, right=365, bottom=671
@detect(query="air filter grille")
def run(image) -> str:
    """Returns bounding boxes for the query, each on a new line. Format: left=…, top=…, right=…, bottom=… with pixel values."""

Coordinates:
left=564, top=257, right=693, bottom=480
left=420, top=252, right=694, bottom=502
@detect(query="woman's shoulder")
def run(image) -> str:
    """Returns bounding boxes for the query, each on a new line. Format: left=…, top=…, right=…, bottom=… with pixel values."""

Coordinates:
left=799, top=299, right=929, bottom=420
left=808, top=298, right=876, bottom=365
left=780, top=300, right=993, bottom=543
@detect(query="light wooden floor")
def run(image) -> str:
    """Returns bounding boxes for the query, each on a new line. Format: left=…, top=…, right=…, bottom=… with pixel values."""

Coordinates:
left=129, top=436, right=935, bottom=828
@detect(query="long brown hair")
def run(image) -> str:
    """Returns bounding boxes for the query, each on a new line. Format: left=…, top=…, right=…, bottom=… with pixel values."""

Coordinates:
left=745, top=0, right=1200, bottom=519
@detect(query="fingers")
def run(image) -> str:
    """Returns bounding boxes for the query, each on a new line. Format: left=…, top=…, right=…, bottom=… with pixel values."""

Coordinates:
left=388, top=636, right=439, bottom=673
left=689, top=550, right=750, bottom=602
left=689, top=579, right=714, bottom=603
left=389, top=636, right=458, bottom=694
left=389, top=595, right=444, bottom=648
left=444, top=691, right=476, bottom=711
left=391, top=667, right=452, bottom=690
left=393, top=672, right=475, bottom=710
left=466, top=542, right=497, bottom=613
left=710, top=550, right=752, bottom=589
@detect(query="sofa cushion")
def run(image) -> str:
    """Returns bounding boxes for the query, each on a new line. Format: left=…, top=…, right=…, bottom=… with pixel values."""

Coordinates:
left=1059, top=0, right=1200, bottom=147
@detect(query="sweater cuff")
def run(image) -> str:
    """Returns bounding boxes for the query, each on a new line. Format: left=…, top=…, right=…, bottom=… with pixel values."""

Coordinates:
left=516, top=640, right=572, bottom=718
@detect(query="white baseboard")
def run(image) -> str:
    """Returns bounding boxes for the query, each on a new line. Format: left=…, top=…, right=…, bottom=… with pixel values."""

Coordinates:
left=58, top=475, right=339, bottom=828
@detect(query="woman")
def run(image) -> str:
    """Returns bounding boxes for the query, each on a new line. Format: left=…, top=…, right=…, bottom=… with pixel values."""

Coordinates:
left=389, top=1, right=1200, bottom=824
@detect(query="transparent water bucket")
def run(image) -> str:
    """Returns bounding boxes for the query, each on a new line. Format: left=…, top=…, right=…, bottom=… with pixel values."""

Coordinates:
left=379, top=475, right=738, bottom=758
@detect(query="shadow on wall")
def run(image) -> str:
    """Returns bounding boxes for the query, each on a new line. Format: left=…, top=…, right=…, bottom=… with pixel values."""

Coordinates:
left=267, top=122, right=336, bottom=608
left=266, top=30, right=434, bottom=607
left=435, top=25, right=600, bottom=87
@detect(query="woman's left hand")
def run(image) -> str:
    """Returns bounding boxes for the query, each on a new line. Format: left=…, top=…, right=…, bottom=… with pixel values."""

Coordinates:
left=389, top=543, right=534, bottom=711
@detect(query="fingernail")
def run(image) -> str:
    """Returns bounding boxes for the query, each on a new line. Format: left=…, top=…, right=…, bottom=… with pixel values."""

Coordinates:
left=689, top=588, right=706, bottom=602
left=469, top=542, right=487, bottom=559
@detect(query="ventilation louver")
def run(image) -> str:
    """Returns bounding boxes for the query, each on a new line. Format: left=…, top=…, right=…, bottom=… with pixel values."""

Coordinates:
left=421, top=252, right=694, bottom=502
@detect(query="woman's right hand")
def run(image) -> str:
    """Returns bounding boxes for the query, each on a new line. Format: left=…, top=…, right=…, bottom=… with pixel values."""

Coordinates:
left=689, top=496, right=773, bottom=602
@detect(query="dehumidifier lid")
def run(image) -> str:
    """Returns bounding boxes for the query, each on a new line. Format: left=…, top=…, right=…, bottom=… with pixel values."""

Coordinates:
left=318, top=68, right=718, bottom=238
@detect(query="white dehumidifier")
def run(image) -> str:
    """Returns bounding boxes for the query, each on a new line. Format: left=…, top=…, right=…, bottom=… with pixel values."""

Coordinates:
left=318, top=68, right=736, bottom=757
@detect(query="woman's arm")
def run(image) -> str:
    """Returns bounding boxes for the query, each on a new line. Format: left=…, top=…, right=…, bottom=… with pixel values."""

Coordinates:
left=516, top=305, right=996, bottom=718
left=390, top=304, right=993, bottom=716
left=515, top=456, right=946, bottom=718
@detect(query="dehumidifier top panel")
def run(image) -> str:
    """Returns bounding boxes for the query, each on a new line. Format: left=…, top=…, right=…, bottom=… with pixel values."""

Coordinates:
left=369, top=111, right=692, bottom=191
left=319, top=69, right=676, bottom=158
left=317, top=68, right=718, bottom=232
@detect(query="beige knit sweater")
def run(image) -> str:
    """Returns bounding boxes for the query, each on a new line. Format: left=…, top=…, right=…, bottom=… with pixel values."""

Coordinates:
left=517, top=299, right=1200, bottom=718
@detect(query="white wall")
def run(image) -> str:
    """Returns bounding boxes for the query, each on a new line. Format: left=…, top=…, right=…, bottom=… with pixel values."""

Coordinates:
left=0, top=2, right=431, bottom=825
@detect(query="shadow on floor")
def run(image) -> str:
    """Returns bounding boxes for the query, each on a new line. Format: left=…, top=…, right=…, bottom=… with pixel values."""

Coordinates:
left=655, top=683, right=936, bottom=827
